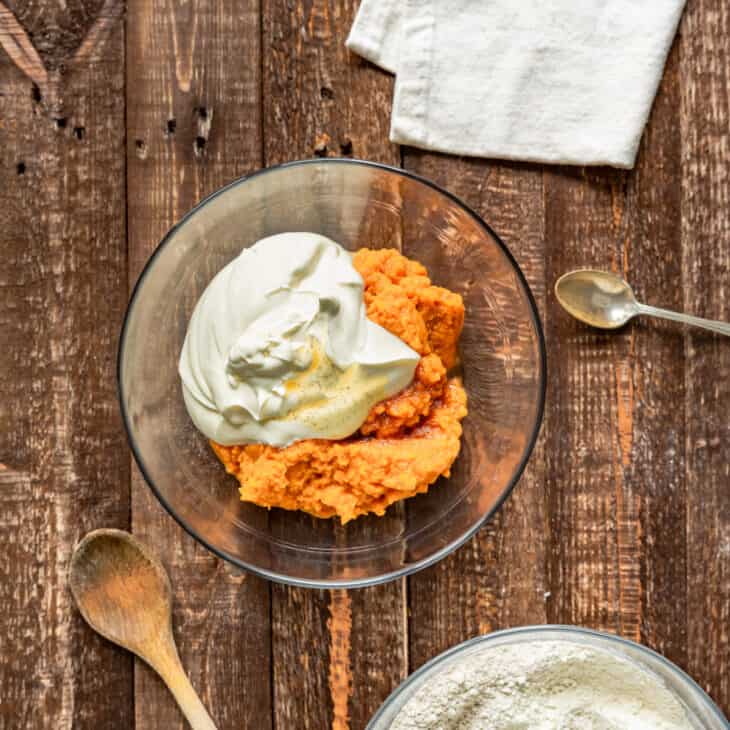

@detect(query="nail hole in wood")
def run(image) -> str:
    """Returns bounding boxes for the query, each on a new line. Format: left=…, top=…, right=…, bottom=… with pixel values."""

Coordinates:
left=73, top=126, right=85, bottom=140
left=167, top=119, right=176, bottom=134
left=195, top=136, right=206, bottom=152
left=195, top=106, right=208, bottom=120
left=16, top=162, right=25, bottom=175
left=31, top=84, right=41, bottom=102
left=55, top=117, right=67, bottom=129
left=320, top=86, right=334, bottom=100
left=340, top=138, right=353, bottom=156
left=314, top=133, right=330, bottom=158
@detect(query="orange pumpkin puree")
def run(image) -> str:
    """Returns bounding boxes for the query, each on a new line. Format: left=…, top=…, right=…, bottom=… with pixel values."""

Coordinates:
left=211, top=248, right=468, bottom=523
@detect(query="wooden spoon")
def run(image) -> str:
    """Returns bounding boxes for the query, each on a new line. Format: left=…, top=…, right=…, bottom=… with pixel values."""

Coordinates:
left=69, top=529, right=218, bottom=730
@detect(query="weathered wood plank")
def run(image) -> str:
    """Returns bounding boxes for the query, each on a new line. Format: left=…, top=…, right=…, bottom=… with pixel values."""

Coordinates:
left=680, top=0, right=730, bottom=716
left=263, top=0, right=397, bottom=166
left=403, top=154, right=548, bottom=668
left=625, top=40, right=687, bottom=667
left=543, top=34, right=686, bottom=659
left=125, top=2, right=271, bottom=728
left=0, top=2, right=131, bottom=727
left=544, top=165, right=637, bottom=631
left=262, top=2, right=406, bottom=728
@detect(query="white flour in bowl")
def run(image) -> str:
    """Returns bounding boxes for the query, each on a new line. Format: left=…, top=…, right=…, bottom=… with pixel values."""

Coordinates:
left=390, top=640, right=694, bottom=729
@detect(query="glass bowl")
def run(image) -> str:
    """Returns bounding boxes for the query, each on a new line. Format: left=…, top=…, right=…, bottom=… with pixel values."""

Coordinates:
left=368, top=626, right=728, bottom=729
left=118, top=159, right=546, bottom=588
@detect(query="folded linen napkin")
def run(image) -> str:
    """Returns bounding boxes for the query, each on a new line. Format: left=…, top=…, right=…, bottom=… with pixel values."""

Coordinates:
left=347, top=0, right=685, bottom=168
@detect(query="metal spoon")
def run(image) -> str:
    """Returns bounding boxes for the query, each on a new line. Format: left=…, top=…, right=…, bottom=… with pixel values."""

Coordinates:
left=69, top=529, right=218, bottom=730
left=555, top=269, right=730, bottom=336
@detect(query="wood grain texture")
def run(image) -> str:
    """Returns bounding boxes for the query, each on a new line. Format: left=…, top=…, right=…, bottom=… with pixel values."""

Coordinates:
left=624, top=39, right=687, bottom=667
left=125, top=1, right=271, bottom=729
left=680, top=0, right=730, bottom=716
left=403, top=154, right=549, bottom=669
left=262, top=3, right=406, bottom=728
left=0, top=0, right=123, bottom=115
left=0, top=3, right=131, bottom=728
left=263, top=0, right=397, bottom=166
left=545, top=167, right=634, bottom=632
left=544, top=30, right=687, bottom=659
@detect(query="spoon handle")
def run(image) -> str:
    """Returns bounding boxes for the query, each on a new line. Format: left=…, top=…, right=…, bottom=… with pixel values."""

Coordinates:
left=637, top=303, right=730, bottom=337
left=152, top=645, right=218, bottom=730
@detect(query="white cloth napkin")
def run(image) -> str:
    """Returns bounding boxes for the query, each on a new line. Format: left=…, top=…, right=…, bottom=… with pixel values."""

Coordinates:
left=347, top=0, right=685, bottom=168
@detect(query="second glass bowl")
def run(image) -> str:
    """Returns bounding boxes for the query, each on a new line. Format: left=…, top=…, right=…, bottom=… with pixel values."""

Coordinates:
left=367, top=626, right=728, bottom=729
left=118, top=159, right=546, bottom=587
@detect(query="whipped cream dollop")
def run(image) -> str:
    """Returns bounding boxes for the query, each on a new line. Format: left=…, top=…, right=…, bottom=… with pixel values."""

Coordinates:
left=179, top=233, right=420, bottom=447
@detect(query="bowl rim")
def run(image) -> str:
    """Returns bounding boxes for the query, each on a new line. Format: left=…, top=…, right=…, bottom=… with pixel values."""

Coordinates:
left=366, top=625, right=729, bottom=729
left=117, top=157, right=548, bottom=589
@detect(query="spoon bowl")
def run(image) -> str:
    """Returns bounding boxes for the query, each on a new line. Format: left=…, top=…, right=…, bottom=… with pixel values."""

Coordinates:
left=555, top=270, right=639, bottom=329
left=69, top=529, right=217, bottom=730
left=69, top=529, right=172, bottom=653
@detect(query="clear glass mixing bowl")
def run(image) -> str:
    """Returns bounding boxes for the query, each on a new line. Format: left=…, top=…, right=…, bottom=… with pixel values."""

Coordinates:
left=118, top=159, right=546, bottom=588
left=367, top=626, right=728, bottom=729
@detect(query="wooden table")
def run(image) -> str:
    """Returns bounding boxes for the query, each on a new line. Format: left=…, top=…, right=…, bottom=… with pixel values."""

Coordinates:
left=1, top=1, right=728, bottom=728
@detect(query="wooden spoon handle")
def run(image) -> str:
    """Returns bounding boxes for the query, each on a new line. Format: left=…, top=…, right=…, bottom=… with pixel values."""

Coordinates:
left=151, top=646, right=218, bottom=730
